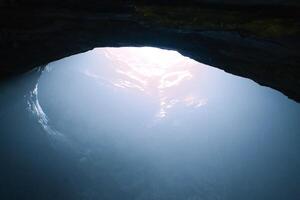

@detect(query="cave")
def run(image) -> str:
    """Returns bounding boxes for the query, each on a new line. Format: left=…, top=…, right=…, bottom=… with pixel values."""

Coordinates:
left=1, top=0, right=300, bottom=101
left=0, top=1, right=300, bottom=200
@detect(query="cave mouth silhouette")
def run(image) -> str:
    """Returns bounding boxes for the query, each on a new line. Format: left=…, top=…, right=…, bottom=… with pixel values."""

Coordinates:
left=1, top=1, right=299, bottom=102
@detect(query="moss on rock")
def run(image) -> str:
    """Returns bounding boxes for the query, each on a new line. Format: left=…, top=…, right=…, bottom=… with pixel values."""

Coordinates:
left=135, top=6, right=300, bottom=38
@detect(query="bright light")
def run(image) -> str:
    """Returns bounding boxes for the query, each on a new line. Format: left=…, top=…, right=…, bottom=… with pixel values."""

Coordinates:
left=87, top=47, right=207, bottom=119
left=104, top=47, right=187, bottom=77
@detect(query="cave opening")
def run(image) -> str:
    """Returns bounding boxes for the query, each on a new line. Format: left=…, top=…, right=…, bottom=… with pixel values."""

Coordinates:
left=1, top=46, right=300, bottom=199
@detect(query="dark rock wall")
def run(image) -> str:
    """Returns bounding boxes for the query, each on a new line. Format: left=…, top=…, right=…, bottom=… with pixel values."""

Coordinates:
left=0, top=0, right=299, bottom=101
left=1, top=0, right=300, bottom=7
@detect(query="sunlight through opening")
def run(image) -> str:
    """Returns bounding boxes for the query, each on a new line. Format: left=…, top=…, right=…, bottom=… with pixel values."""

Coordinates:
left=84, top=47, right=208, bottom=118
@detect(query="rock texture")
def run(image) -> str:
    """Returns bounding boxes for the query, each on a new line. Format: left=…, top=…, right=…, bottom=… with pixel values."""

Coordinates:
left=0, top=0, right=299, bottom=101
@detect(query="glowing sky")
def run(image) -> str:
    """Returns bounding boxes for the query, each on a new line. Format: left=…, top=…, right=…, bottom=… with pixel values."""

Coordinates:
left=85, top=47, right=208, bottom=118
